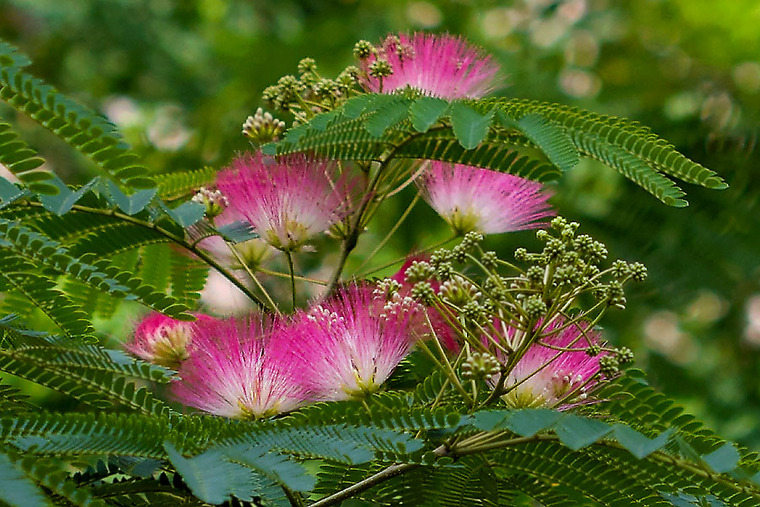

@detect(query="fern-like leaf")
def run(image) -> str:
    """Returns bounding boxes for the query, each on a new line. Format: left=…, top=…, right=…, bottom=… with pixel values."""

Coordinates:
left=0, top=39, right=154, bottom=189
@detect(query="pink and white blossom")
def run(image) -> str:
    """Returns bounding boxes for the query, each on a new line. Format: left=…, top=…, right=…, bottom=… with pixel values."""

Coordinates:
left=287, top=285, right=418, bottom=401
left=416, top=162, right=554, bottom=235
left=172, top=316, right=308, bottom=418
left=217, top=152, right=357, bottom=251
left=360, top=33, right=500, bottom=99
left=125, top=312, right=214, bottom=369
left=493, top=318, right=608, bottom=408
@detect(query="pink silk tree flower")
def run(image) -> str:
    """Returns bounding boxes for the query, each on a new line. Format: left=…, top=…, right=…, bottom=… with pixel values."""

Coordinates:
left=172, top=316, right=308, bottom=419
left=286, top=285, right=418, bottom=401
left=494, top=318, right=608, bottom=409
left=416, top=162, right=554, bottom=235
left=217, top=152, right=357, bottom=251
left=125, top=312, right=215, bottom=369
left=360, top=33, right=500, bottom=99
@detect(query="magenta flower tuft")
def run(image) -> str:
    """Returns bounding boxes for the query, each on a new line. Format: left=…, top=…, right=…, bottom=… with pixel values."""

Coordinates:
left=495, top=318, right=608, bottom=408
left=125, top=312, right=215, bottom=369
left=360, top=33, right=500, bottom=99
left=416, top=162, right=554, bottom=235
left=217, top=152, right=357, bottom=251
left=287, top=285, right=418, bottom=401
left=172, top=315, right=308, bottom=419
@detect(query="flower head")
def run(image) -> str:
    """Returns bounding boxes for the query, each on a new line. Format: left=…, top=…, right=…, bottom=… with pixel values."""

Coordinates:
left=217, top=152, right=357, bottom=251
left=359, top=33, right=500, bottom=99
left=416, top=162, right=554, bottom=235
left=288, top=285, right=418, bottom=401
left=494, top=318, right=608, bottom=408
left=172, top=315, right=308, bottom=419
left=125, top=312, right=214, bottom=369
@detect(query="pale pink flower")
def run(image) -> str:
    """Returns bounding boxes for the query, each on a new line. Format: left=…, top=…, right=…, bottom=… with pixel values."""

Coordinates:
left=197, top=199, right=273, bottom=269
left=217, top=152, right=357, bottom=251
left=125, top=312, right=215, bottom=369
left=416, top=162, right=554, bottom=235
left=360, top=33, right=500, bottom=99
left=287, top=285, right=418, bottom=401
left=172, top=315, right=308, bottom=419
left=493, top=318, right=607, bottom=408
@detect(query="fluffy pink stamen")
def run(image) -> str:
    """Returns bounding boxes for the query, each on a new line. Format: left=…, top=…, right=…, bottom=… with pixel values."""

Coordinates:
left=416, top=162, right=554, bottom=235
left=361, top=33, right=500, bottom=99
left=172, top=316, right=308, bottom=418
left=217, top=152, right=357, bottom=251
left=286, top=285, right=418, bottom=401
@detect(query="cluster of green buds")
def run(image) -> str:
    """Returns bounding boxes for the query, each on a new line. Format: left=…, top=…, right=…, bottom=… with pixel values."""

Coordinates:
left=191, top=187, right=228, bottom=219
left=461, top=351, right=501, bottom=381
left=511, top=216, right=647, bottom=319
left=242, top=107, right=286, bottom=145
left=262, top=56, right=361, bottom=122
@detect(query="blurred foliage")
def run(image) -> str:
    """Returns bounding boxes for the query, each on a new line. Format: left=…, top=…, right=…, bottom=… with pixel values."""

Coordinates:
left=2, top=0, right=759, bottom=447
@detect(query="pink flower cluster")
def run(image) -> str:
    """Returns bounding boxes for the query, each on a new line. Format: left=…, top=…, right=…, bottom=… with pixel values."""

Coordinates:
left=360, top=33, right=500, bottom=100
left=126, top=285, right=608, bottom=417
left=125, top=284, right=420, bottom=418
left=121, top=33, right=598, bottom=418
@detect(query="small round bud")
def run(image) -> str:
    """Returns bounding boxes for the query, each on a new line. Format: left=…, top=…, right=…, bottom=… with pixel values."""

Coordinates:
left=369, top=59, right=393, bottom=78
left=514, top=247, right=528, bottom=262
left=550, top=216, right=568, bottom=230
left=523, top=295, right=547, bottom=319
left=463, top=231, right=484, bottom=247
left=629, top=262, right=648, bottom=282
left=451, top=244, right=468, bottom=263
left=610, top=260, right=630, bottom=279
left=543, top=238, right=565, bottom=259
left=536, top=230, right=550, bottom=241
left=405, top=261, right=436, bottom=284
left=553, top=265, right=581, bottom=286
left=192, top=187, right=228, bottom=219
left=481, top=251, right=498, bottom=270
left=585, top=344, right=601, bottom=357
left=242, top=108, right=286, bottom=144
left=353, top=40, right=375, bottom=59
left=410, top=282, right=436, bottom=305
left=373, top=278, right=402, bottom=301
left=434, top=261, right=453, bottom=281
left=439, top=276, right=481, bottom=306
left=526, top=266, right=544, bottom=284
left=461, top=352, right=501, bottom=380
left=462, top=301, right=487, bottom=323
left=598, top=355, right=620, bottom=377
left=615, top=347, right=634, bottom=365
left=297, top=57, right=317, bottom=75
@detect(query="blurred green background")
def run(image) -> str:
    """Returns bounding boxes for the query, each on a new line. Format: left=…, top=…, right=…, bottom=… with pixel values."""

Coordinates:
left=2, top=0, right=760, bottom=447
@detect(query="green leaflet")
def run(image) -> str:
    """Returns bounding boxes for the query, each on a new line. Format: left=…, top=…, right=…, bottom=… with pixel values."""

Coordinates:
left=0, top=448, right=48, bottom=507
left=154, top=166, right=217, bottom=200
left=0, top=328, right=173, bottom=415
left=0, top=39, right=153, bottom=190
left=449, top=102, right=494, bottom=150
left=273, top=93, right=725, bottom=206
left=0, top=252, right=94, bottom=338
left=0, top=219, right=192, bottom=319
left=0, top=122, right=53, bottom=195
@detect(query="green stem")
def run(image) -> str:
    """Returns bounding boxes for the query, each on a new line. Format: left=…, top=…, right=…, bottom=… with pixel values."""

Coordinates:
left=285, top=249, right=297, bottom=310
left=225, top=241, right=279, bottom=314
left=354, top=193, right=420, bottom=275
